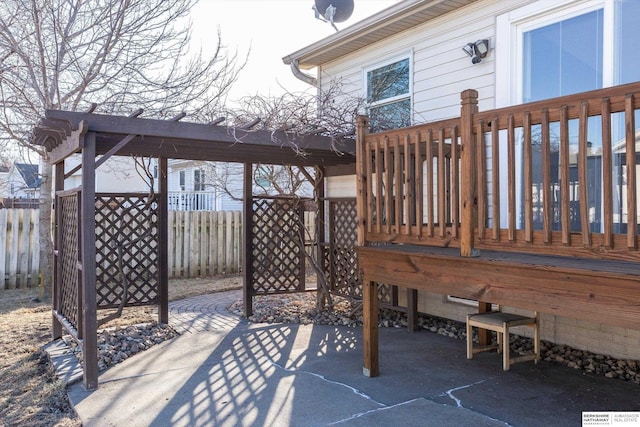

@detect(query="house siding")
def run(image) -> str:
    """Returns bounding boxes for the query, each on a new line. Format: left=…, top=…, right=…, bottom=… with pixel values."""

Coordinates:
left=315, top=0, right=639, bottom=361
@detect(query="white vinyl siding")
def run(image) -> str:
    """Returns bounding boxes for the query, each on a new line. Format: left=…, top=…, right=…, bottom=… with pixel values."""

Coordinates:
left=318, top=0, right=531, bottom=128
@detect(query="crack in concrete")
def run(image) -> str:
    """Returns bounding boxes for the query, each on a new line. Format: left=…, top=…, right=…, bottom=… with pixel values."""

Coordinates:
left=442, top=378, right=491, bottom=408
left=268, top=360, right=385, bottom=407
left=325, top=398, right=425, bottom=425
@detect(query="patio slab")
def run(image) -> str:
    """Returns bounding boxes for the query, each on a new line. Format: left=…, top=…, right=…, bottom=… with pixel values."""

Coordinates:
left=63, top=291, right=640, bottom=426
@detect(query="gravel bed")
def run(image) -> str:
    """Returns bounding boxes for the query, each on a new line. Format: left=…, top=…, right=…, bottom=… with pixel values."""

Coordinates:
left=60, top=292, right=639, bottom=385
left=64, top=323, right=178, bottom=372
left=230, top=293, right=640, bottom=385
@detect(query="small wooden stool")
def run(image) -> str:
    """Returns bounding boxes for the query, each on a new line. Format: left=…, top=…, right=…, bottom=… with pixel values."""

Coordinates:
left=466, top=309, right=540, bottom=370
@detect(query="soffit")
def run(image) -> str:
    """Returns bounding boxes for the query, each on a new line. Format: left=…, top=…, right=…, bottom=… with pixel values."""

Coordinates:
left=283, top=0, right=478, bottom=69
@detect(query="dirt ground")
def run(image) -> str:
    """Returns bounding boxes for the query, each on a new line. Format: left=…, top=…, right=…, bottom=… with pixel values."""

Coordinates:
left=0, top=275, right=241, bottom=427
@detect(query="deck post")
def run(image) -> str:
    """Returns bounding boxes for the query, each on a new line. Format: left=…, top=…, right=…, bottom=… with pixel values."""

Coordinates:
left=362, top=279, right=379, bottom=377
left=356, top=115, right=369, bottom=247
left=460, top=89, right=479, bottom=257
left=407, top=288, right=418, bottom=332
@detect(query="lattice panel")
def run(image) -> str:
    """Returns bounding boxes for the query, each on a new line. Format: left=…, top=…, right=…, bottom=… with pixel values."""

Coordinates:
left=58, top=192, right=80, bottom=331
left=250, top=198, right=305, bottom=294
left=95, top=194, right=159, bottom=308
left=377, top=283, right=395, bottom=304
left=327, top=199, right=361, bottom=297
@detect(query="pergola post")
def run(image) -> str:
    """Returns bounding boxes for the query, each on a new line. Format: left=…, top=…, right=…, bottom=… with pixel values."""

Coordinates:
left=52, top=160, right=65, bottom=340
left=158, top=157, right=169, bottom=324
left=81, top=132, right=98, bottom=390
left=242, top=162, right=253, bottom=317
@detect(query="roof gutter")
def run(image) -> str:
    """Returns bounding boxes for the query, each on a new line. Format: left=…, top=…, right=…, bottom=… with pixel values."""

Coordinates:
left=289, top=59, right=318, bottom=87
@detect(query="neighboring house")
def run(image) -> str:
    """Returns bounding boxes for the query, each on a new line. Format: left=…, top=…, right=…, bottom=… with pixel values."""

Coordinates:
left=60, top=156, right=243, bottom=211
left=283, top=0, right=640, bottom=360
left=0, top=162, right=41, bottom=200
left=167, top=159, right=242, bottom=211
left=63, top=155, right=157, bottom=194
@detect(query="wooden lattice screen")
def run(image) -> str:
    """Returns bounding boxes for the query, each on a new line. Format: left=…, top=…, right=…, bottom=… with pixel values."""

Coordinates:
left=95, top=193, right=159, bottom=308
left=325, top=198, right=396, bottom=305
left=55, top=189, right=82, bottom=337
left=250, top=197, right=307, bottom=295
left=325, top=199, right=360, bottom=297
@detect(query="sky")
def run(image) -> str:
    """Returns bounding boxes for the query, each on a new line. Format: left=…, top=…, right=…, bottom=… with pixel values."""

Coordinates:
left=190, top=0, right=398, bottom=103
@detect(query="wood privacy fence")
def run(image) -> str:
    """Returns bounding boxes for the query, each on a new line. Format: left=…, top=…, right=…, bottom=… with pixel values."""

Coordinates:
left=168, top=210, right=317, bottom=278
left=3, top=209, right=318, bottom=288
left=0, top=209, right=40, bottom=289
left=168, top=210, right=243, bottom=278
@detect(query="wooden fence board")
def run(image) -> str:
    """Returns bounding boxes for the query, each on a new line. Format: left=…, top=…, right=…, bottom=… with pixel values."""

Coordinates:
left=19, top=210, right=30, bottom=287
left=8, top=209, right=19, bottom=289
left=2, top=208, right=312, bottom=286
left=30, top=209, right=39, bottom=287
left=0, top=210, right=7, bottom=289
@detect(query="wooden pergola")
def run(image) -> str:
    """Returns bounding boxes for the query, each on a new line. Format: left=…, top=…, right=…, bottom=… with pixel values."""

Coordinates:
left=33, top=109, right=355, bottom=390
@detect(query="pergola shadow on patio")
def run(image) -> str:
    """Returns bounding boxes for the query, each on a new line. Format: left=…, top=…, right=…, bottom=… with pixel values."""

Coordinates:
left=33, top=109, right=357, bottom=390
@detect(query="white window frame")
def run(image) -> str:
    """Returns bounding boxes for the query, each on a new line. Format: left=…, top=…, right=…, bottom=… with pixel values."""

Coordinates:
left=362, top=52, right=413, bottom=128
left=496, top=0, right=616, bottom=109
left=495, top=0, right=618, bottom=230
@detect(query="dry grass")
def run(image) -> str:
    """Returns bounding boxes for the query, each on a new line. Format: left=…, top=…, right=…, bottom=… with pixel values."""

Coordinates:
left=0, top=275, right=241, bottom=427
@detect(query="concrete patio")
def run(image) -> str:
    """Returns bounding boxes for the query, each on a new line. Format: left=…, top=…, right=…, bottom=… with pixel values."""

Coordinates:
left=55, top=290, right=639, bottom=426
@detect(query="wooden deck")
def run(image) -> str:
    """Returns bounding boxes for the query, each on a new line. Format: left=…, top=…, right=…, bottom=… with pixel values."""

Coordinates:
left=355, top=83, right=640, bottom=377
left=358, top=245, right=640, bottom=330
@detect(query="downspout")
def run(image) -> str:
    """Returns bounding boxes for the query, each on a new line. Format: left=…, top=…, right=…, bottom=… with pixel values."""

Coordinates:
left=290, top=59, right=318, bottom=87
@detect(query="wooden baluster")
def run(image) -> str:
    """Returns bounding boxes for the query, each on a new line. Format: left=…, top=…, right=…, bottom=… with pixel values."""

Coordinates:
left=375, top=138, right=383, bottom=234
left=524, top=112, right=533, bottom=243
left=560, top=106, right=571, bottom=246
left=438, top=127, right=446, bottom=238
left=578, top=101, right=591, bottom=247
left=541, top=109, right=552, bottom=244
left=625, top=94, right=638, bottom=249
left=384, top=137, right=392, bottom=235
left=507, top=114, right=516, bottom=241
left=404, top=134, right=412, bottom=236
left=366, top=138, right=374, bottom=234
left=415, top=131, right=423, bottom=238
left=476, top=120, right=486, bottom=240
left=601, top=98, right=613, bottom=248
left=451, top=126, right=460, bottom=239
left=426, top=130, right=434, bottom=237
left=394, top=137, right=402, bottom=234
left=491, top=117, right=500, bottom=241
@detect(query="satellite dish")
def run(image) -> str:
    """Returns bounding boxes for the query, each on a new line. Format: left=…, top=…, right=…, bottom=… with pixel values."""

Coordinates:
left=314, top=0, right=354, bottom=24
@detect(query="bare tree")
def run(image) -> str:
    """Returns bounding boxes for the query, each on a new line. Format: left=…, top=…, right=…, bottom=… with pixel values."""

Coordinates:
left=216, top=83, right=368, bottom=310
left=227, top=80, right=366, bottom=153
left=0, top=0, right=246, bottom=298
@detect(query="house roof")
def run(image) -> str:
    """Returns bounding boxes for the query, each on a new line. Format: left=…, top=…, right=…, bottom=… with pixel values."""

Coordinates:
left=15, top=163, right=41, bottom=188
left=31, top=110, right=355, bottom=167
left=282, top=0, right=478, bottom=69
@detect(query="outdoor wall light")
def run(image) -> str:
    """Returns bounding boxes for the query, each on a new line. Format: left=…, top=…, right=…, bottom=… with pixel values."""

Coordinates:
left=463, top=39, right=490, bottom=64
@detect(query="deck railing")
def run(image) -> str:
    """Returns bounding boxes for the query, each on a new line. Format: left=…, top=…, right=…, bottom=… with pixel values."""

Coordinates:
left=356, top=82, right=640, bottom=261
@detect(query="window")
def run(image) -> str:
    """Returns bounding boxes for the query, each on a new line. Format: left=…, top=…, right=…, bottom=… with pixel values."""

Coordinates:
left=498, top=0, right=640, bottom=106
left=179, top=170, right=185, bottom=191
left=522, top=9, right=603, bottom=103
left=364, top=55, right=411, bottom=132
left=497, top=0, right=640, bottom=233
left=194, top=169, right=205, bottom=191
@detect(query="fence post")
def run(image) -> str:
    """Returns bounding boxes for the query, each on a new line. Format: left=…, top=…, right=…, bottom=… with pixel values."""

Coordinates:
left=460, top=89, right=479, bottom=257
